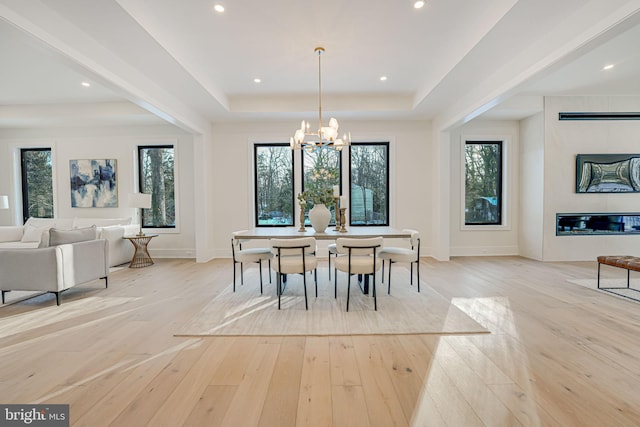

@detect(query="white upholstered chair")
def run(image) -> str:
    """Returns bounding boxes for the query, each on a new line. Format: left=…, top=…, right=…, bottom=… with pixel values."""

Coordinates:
left=231, top=231, right=272, bottom=293
left=270, top=237, right=318, bottom=310
left=334, top=237, right=383, bottom=311
left=379, top=229, right=420, bottom=294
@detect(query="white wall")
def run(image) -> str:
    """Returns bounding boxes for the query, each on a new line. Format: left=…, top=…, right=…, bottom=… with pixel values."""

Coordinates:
left=449, top=120, right=521, bottom=256
left=542, top=96, right=640, bottom=261
left=519, top=112, right=545, bottom=260
left=0, top=125, right=196, bottom=258
left=209, top=120, right=432, bottom=258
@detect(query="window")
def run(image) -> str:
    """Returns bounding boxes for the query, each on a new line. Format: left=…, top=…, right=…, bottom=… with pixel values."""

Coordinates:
left=349, top=142, right=389, bottom=226
left=138, top=145, right=175, bottom=229
left=302, top=148, right=341, bottom=225
left=254, top=143, right=294, bottom=226
left=464, top=141, right=502, bottom=225
left=20, top=148, right=53, bottom=223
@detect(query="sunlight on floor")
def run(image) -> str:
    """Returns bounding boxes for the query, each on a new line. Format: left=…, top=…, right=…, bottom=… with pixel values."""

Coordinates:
left=411, top=296, right=543, bottom=426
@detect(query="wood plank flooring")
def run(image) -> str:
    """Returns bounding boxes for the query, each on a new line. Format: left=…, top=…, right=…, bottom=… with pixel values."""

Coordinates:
left=1, top=256, right=640, bottom=426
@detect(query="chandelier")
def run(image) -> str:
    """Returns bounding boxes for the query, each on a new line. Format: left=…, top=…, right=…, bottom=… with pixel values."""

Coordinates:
left=290, top=47, right=351, bottom=151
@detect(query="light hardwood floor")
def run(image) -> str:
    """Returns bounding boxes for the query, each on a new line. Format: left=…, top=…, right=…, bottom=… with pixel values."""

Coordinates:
left=1, top=256, right=640, bottom=426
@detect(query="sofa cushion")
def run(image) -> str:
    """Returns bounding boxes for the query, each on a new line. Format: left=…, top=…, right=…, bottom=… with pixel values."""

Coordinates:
left=73, top=217, right=132, bottom=228
left=49, top=225, right=97, bottom=246
left=21, top=224, right=51, bottom=242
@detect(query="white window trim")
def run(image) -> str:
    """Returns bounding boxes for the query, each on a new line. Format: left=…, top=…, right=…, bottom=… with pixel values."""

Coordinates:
left=460, top=135, right=511, bottom=231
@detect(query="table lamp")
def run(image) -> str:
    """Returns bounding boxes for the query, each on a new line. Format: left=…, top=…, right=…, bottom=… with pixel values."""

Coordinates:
left=128, top=193, right=152, bottom=236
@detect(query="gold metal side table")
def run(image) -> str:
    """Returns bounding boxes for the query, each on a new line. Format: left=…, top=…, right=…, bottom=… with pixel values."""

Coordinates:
left=124, top=234, right=158, bottom=268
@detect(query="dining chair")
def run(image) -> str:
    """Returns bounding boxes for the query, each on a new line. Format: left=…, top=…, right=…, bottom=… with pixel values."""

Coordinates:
left=379, top=229, right=420, bottom=294
left=231, top=230, right=272, bottom=293
left=334, top=237, right=383, bottom=311
left=270, top=237, right=318, bottom=310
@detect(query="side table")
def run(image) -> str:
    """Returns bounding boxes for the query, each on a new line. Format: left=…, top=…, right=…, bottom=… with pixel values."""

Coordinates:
left=124, top=234, right=158, bottom=268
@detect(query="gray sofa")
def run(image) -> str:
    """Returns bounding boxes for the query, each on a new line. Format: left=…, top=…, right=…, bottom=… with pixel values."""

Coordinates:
left=0, top=238, right=109, bottom=305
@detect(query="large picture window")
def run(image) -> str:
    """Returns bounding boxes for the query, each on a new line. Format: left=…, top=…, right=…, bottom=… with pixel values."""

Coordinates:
left=20, top=148, right=53, bottom=223
left=349, top=142, right=389, bottom=226
left=464, top=141, right=502, bottom=225
left=302, top=148, right=341, bottom=225
left=255, top=144, right=294, bottom=226
left=138, top=145, right=175, bottom=229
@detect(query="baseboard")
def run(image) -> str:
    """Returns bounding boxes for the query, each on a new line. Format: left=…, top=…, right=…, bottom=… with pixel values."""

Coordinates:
left=450, top=245, right=519, bottom=257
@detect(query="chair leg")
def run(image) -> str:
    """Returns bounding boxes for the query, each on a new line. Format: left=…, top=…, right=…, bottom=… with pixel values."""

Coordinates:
left=388, top=261, right=393, bottom=295
left=303, top=271, right=308, bottom=310
left=416, top=260, right=420, bottom=292
left=334, top=269, right=338, bottom=298
left=346, top=274, right=351, bottom=312
left=373, top=272, right=377, bottom=311
left=268, top=259, right=272, bottom=283
left=258, top=259, right=264, bottom=294
left=232, top=261, right=236, bottom=292
left=1, top=290, right=6, bottom=304
left=328, top=253, right=332, bottom=280
left=315, top=269, right=318, bottom=297
left=240, top=262, right=244, bottom=285
left=55, top=291, right=61, bottom=306
left=277, top=273, right=282, bottom=310
left=382, top=260, right=385, bottom=283
left=410, top=262, right=414, bottom=285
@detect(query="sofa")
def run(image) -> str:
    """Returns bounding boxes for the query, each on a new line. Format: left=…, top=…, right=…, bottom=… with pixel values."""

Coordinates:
left=0, top=235, right=109, bottom=306
left=0, top=217, right=139, bottom=267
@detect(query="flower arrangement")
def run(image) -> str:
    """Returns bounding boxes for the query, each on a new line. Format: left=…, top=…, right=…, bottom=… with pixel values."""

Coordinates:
left=298, top=167, right=337, bottom=207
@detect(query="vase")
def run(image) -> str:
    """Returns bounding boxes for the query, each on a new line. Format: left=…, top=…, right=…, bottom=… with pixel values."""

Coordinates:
left=309, top=203, right=331, bottom=233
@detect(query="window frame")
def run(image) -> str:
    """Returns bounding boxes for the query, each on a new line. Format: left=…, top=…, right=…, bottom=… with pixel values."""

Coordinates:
left=137, top=144, right=177, bottom=231
left=348, top=141, right=390, bottom=227
left=461, top=138, right=509, bottom=230
left=301, top=148, right=343, bottom=226
left=254, top=142, right=295, bottom=227
left=20, top=147, right=54, bottom=224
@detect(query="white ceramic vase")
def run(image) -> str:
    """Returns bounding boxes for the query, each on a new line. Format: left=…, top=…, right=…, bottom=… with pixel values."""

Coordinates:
left=309, top=203, right=331, bottom=233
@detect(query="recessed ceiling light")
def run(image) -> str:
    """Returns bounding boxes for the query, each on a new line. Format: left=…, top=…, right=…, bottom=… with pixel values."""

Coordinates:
left=214, top=4, right=224, bottom=13
left=379, top=76, right=388, bottom=81
left=603, top=64, right=614, bottom=70
left=81, top=81, right=91, bottom=87
left=254, top=78, right=262, bottom=83
left=414, top=1, right=425, bottom=9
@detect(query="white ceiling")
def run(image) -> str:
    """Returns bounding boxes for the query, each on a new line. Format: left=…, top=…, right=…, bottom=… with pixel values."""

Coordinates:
left=1, top=0, right=640, bottom=130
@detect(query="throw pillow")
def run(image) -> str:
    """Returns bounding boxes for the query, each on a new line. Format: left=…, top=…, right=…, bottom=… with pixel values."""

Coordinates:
left=49, top=225, right=97, bottom=246
left=21, top=224, right=50, bottom=242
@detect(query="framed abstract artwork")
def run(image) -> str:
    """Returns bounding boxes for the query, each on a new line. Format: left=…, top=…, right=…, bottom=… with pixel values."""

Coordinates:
left=70, top=159, right=118, bottom=207
left=576, top=154, right=640, bottom=193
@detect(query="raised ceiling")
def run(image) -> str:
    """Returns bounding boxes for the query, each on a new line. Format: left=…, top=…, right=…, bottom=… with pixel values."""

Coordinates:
left=1, top=0, right=640, bottom=130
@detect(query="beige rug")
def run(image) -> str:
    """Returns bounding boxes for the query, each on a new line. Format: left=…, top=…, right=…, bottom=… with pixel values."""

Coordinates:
left=567, top=278, right=640, bottom=303
left=176, top=267, right=489, bottom=337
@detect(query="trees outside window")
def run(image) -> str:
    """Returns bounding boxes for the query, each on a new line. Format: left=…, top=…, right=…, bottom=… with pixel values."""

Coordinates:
left=349, top=142, right=389, bottom=226
left=20, top=148, right=53, bottom=223
left=254, top=144, right=294, bottom=226
left=302, top=148, right=341, bottom=225
left=138, top=145, right=175, bottom=228
left=464, top=141, right=502, bottom=225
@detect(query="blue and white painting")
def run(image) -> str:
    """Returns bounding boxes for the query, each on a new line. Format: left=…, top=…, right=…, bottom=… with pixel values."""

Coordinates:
left=70, top=159, right=117, bottom=207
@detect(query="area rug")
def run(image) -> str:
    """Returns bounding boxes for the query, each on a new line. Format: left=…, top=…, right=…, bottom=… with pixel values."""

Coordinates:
left=175, top=267, right=489, bottom=337
left=566, top=278, right=640, bottom=303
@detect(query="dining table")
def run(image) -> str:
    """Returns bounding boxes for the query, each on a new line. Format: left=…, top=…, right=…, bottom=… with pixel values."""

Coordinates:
left=233, top=226, right=411, bottom=240
left=234, top=226, right=411, bottom=294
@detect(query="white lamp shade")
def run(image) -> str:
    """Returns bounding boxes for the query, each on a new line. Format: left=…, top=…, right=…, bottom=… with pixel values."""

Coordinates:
left=0, top=195, right=8, bottom=210
left=128, top=193, right=152, bottom=209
